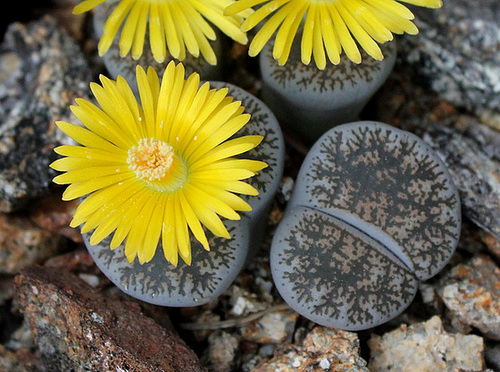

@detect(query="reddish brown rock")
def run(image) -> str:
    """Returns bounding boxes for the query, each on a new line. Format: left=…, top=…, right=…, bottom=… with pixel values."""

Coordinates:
left=0, top=345, right=42, bottom=372
left=14, top=265, right=206, bottom=371
left=480, top=231, right=500, bottom=260
left=29, top=193, right=82, bottom=243
left=0, top=213, right=63, bottom=274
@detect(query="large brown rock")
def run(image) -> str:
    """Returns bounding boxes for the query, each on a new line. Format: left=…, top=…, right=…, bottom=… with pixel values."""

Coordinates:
left=14, top=265, right=206, bottom=371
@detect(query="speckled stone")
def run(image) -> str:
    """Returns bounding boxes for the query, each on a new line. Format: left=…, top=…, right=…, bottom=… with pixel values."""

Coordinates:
left=481, top=232, right=500, bottom=260
left=368, top=316, right=485, bottom=371
left=437, top=254, right=500, bottom=341
left=424, top=118, right=500, bottom=241
left=241, top=308, right=298, bottom=344
left=0, top=345, right=41, bottom=372
left=0, top=15, right=91, bottom=212
left=399, top=0, right=500, bottom=115
left=28, top=193, right=82, bottom=243
left=253, top=327, right=369, bottom=372
left=204, top=331, right=240, bottom=372
left=14, top=265, right=206, bottom=371
left=0, top=213, right=63, bottom=274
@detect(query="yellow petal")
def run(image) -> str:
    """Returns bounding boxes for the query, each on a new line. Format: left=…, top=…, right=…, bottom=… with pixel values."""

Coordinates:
left=118, top=0, right=146, bottom=57
left=55, top=121, right=119, bottom=152
left=149, top=1, right=167, bottom=63
left=73, top=0, right=107, bottom=14
left=179, top=191, right=210, bottom=251
left=224, top=0, right=266, bottom=16
left=98, top=0, right=135, bottom=56
left=301, top=2, right=316, bottom=66
left=162, top=196, right=179, bottom=266
left=61, top=172, right=132, bottom=200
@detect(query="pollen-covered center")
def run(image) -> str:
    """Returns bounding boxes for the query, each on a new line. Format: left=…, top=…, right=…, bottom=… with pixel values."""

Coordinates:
left=128, top=138, right=175, bottom=181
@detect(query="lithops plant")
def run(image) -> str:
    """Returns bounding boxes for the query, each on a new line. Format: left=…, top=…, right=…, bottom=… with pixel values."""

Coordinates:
left=259, top=37, right=397, bottom=144
left=271, top=121, right=461, bottom=330
left=90, top=0, right=236, bottom=84
left=83, top=81, right=284, bottom=306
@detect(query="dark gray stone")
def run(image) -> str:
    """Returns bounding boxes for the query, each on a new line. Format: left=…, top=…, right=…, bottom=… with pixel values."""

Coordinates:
left=424, top=119, right=500, bottom=240
left=0, top=15, right=91, bottom=212
left=399, top=0, right=500, bottom=115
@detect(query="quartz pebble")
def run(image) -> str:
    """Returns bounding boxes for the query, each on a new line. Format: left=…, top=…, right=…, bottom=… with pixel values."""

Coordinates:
left=253, top=327, right=369, bottom=371
left=368, top=316, right=485, bottom=371
left=241, top=308, right=298, bottom=344
left=204, top=331, right=239, bottom=372
left=437, top=254, right=500, bottom=340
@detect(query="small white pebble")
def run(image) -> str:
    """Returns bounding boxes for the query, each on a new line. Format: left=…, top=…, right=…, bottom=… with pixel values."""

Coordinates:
left=231, top=296, right=248, bottom=316
left=78, top=273, right=100, bottom=288
left=292, top=358, right=301, bottom=368
left=281, top=177, right=295, bottom=201
left=90, top=312, right=104, bottom=324
left=319, top=358, right=330, bottom=369
left=85, top=330, right=93, bottom=341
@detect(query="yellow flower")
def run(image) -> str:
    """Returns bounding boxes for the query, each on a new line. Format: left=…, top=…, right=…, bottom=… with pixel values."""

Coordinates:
left=225, top=0, right=442, bottom=69
left=50, top=61, right=267, bottom=266
left=73, top=0, right=250, bottom=65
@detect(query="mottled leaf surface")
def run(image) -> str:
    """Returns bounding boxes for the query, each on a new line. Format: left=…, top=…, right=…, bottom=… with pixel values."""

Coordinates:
left=272, top=207, right=418, bottom=330
left=272, top=121, right=461, bottom=330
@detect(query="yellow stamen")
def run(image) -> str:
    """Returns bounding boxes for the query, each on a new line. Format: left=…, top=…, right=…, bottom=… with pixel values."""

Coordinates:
left=128, top=138, right=175, bottom=181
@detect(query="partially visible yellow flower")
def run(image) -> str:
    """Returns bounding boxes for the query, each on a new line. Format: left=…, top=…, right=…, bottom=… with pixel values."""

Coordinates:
left=73, top=0, right=251, bottom=65
left=50, top=61, right=267, bottom=266
left=225, top=0, right=442, bottom=69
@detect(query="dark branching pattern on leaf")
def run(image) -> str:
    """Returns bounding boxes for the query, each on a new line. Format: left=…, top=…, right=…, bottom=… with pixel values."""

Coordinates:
left=302, top=123, right=460, bottom=280
left=275, top=208, right=417, bottom=329
left=90, top=225, right=238, bottom=300
left=272, top=121, right=460, bottom=330
left=264, top=39, right=395, bottom=92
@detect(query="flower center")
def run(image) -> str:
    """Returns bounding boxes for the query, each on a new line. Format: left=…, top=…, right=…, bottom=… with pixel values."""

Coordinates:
left=128, top=138, right=175, bottom=181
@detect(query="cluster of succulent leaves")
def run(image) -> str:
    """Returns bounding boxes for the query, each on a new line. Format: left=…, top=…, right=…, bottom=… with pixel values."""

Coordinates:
left=271, top=122, right=461, bottom=330
left=50, top=0, right=455, bottom=331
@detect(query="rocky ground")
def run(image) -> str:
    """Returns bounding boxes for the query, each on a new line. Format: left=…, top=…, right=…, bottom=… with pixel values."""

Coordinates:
left=1, top=0, right=500, bottom=371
